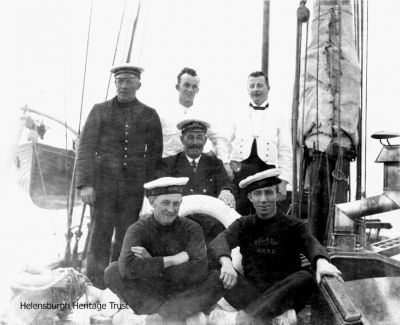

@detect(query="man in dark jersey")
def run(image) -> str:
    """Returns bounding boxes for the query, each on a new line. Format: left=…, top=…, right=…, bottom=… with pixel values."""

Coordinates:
left=105, top=177, right=225, bottom=325
left=209, top=169, right=341, bottom=325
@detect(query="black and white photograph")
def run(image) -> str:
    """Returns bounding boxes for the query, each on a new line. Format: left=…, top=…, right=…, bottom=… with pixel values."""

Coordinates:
left=1, top=0, right=400, bottom=324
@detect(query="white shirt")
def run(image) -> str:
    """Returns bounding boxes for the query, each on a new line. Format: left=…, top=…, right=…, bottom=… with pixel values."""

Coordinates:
left=159, top=103, right=231, bottom=163
left=185, top=155, right=201, bottom=165
left=228, top=101, right=293, bottom=183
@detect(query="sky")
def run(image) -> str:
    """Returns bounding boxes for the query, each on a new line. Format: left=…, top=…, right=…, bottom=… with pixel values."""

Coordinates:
left=0, top=0, right=400, bottom=245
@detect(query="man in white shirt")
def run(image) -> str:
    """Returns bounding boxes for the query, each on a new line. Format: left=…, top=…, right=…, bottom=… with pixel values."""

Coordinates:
left=225, top=71, right=292, bottom=215
left=159, top=67, right=230, bottom=163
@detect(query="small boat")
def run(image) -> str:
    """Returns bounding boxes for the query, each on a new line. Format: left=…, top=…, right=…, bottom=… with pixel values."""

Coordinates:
left=11, top=107, right=79, bottom=210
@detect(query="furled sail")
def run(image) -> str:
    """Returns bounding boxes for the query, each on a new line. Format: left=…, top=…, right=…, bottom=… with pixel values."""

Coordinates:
left=299, top=0, right=360, bottom=153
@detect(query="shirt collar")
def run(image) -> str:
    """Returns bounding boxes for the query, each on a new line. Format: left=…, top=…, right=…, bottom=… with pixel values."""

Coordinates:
left=185, top=154, right=201, bottom=164
left=249, top=99, right=269, bottom=109
left=180, top=103, right=196, bottom=115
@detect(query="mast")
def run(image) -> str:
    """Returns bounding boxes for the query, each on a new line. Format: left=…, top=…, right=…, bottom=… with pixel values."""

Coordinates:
left=261, top=0, right=270, bottom=75
left=291, top=1, right=310, bottom=218
left=298, top=0, right=361, bottom=243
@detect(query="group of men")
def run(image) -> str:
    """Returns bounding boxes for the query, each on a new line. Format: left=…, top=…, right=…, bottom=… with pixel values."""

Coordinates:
left=76, top=64, right=341, bottom=324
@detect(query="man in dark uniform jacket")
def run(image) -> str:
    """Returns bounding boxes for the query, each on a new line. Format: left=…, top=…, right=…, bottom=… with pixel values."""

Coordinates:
left=76, top=64, right=162, bottom=289
left=105, top=177, right=225, bottom=325
left=209, top=169, right=342, bottom=325
left=158, top=118, right=236, bottom=244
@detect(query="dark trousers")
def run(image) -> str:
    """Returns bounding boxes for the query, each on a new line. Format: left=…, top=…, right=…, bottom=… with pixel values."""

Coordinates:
left=104, top=262, right=225, bottom=321
left=87, top=177, right=143, bottom=289
left=224, top=270, right=314, bottom=321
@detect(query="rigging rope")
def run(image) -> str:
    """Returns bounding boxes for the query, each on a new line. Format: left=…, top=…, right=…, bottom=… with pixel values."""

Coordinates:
left=65, top=1, right=94, bottom=267
left=77, top=1, right=94, bottom=135
left=105, top=1, right=127, bottom=100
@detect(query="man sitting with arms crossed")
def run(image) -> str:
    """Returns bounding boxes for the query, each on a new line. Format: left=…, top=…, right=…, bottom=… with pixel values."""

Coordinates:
left=105, top=177, right=225, bottom=325
left=158, top=118, right=235, bottom=245
left=209, top=169, right=342, bottom=325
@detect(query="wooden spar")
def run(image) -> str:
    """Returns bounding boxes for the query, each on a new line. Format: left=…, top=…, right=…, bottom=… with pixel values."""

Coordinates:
left=291, top=1, right=310, bottom=218
left=106, top=1, right=127, bottom=100
left=21, top=106, right=78, bottom=136
left=126, top=1, right=141, bottom=63
left=261, top=0, right=270, bottom=75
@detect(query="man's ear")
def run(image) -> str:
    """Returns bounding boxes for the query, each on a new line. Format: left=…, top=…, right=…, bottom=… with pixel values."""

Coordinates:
left=180, top=135, right=185, bottom=144
left=175, top=84, right=180, bottom=91
left=148, top=196, right=155, bottom=207
left=136, top=81, right=142, bottom=90
left=247, top=193, right=253, bottom=203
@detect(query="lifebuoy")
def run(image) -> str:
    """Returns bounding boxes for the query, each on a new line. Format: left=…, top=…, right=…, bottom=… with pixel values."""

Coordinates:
left=179, top=195, right=243, bottom=273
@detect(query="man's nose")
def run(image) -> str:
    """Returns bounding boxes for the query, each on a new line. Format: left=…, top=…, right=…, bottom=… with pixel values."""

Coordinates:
left=259, top=192, right=268, bottom=201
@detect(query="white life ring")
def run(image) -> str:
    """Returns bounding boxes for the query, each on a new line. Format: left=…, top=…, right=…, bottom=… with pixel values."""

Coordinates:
left=179, top=195, right=243, bottom=273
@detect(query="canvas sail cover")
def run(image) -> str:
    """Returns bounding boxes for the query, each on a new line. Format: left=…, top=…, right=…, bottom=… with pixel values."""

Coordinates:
left=299, top=0, right=360, bottom=153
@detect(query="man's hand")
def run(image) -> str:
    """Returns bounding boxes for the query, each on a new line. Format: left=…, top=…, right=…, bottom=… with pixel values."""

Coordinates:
left=218, top=190, right=236, bottom=209
left=219, top=256, right=237, bottom=289
left=223, top=163, right=234, bottom=180
left=315, top=258, right=342, bottom=284
left=278, top=180, right=288, bottom=201
left=79, top=186, right=96, bottom=205
left=131, top=246, right=152, bottom=258
left=163, top=251, right=189, bottom=269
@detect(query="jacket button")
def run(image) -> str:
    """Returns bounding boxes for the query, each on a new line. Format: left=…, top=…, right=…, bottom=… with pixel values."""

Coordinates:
left=125, top=124, right=129, bottom=128
left=124, top=147, right=128, bottom=151
left=203, top=189, right=207, bottom=193
left=124, top=155, right=128, bottom=158
left=123, top=162, right=127, bottom=166
left=125, top=139, right=128, bottom=143
left=190, top=189, right=194, bottom=192
left=125, top=132, right=128, bottom=135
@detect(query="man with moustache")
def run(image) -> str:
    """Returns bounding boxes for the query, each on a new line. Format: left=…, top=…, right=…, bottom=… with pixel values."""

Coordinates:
left=76, top=64, right=162, bottom=289
left=208, top=169, right=341, bottom=325
left=159, top=67, right=231, bottom=164
left=158, top=118, right=236, bottom=245
left=224, top=71, right=292, bottom=215
left=105, top=177, right=225, bottom=325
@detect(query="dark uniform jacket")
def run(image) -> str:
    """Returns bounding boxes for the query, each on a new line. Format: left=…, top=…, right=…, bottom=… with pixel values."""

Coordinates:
left=157, top=152, right=235, bottom=197
left=76, top=97, right=162, bottom=192
left=209, top=210, right=329, bottom=288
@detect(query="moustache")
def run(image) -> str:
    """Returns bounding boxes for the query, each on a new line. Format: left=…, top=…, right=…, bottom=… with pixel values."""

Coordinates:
left=188, top=145, right=202, bottom=150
